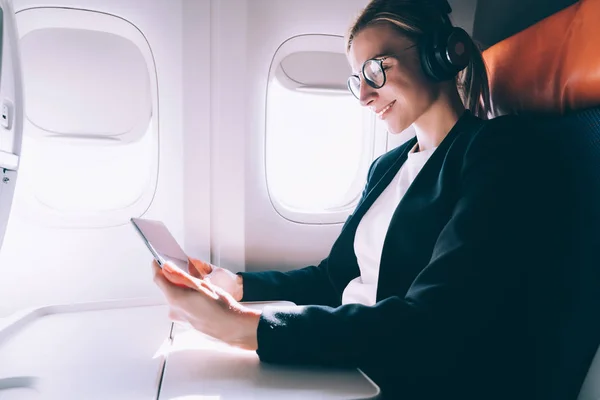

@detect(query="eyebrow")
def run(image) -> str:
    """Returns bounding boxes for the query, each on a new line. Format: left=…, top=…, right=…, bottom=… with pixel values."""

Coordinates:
left=351, top=52, right=391, bottom=75
left=370, top=52, right=391, bottom=60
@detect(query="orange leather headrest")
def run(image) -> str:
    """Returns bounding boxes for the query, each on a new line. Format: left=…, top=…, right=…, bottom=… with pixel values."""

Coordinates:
left=482, top=0, right=600, bottom=117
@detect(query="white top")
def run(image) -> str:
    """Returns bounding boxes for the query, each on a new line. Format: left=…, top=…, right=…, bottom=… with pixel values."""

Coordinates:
left=342, top=142, right=437, bottom=306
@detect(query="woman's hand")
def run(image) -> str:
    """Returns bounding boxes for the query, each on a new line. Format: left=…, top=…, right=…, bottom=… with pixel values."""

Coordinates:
left=187, top=258, right=244, bottom=301
left=152, top=261, right=260, bottom=350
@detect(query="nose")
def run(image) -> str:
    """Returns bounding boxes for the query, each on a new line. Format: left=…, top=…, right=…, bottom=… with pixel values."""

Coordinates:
left=358, top=76, right=376, bottom=107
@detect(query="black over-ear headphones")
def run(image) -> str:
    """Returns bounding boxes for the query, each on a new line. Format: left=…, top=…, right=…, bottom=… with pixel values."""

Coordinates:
left=419, top=0, right=472, bottom=82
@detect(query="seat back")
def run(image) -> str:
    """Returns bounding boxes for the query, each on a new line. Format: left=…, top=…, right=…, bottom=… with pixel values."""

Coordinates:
left=530, top=108, right=600, bottom=399
left=482, top=0, right=600, bottom=398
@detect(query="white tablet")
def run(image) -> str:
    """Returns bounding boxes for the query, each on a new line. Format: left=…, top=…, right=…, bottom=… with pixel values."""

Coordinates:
left=130, top=217, right=189, bottom=274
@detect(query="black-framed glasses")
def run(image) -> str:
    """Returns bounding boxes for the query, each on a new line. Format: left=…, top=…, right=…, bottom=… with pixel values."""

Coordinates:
left=347, top=45, right=417, bottom=99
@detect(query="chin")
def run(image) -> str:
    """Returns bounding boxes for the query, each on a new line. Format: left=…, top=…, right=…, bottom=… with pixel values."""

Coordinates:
left=385, top=120, right=408, bottom=135
left=385, top=111, right=414, bottom=134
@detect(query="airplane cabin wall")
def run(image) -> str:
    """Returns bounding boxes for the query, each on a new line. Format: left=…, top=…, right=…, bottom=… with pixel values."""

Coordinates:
left=182, top=0, right=211, bottom=264
left=0, top=0, right=186, bottom=315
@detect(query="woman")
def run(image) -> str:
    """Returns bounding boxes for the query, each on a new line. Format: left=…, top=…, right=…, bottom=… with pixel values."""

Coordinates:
left=153, top=1, right=559, bottom=398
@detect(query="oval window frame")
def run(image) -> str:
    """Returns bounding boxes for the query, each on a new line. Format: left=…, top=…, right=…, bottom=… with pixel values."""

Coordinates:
left=264, top=34, right=387, bottom=225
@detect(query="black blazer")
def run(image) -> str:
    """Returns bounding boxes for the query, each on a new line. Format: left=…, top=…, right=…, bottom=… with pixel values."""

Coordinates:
left=240, top=110, right=566, bottom=400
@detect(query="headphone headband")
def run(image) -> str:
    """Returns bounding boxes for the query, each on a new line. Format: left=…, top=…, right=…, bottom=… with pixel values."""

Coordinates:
left=436, top=0, right=452, bottom=15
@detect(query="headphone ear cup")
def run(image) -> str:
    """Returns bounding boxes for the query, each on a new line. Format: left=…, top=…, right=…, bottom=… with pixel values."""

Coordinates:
left=445, top=27, right=471, bottom=71
left=420, top=27, right=472, bottom=82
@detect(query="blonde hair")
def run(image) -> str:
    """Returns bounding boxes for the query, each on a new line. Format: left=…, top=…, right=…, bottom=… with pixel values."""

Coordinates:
left=346, top=0, right=491, bottom=118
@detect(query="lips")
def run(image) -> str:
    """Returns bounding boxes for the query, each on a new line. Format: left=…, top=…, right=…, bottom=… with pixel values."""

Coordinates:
left=376, top=100, right=396, bottom=118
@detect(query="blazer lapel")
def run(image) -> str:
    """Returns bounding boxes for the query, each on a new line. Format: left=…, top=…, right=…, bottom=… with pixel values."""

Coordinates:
left=345, top=137, right=418, bottom=235
left=375, top=145, right=451, bottom=300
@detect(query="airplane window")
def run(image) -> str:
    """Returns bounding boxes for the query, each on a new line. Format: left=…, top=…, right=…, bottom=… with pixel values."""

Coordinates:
left=11, top=9, right=158, bottom=228
left=266, top=69, right=377, bottom=223
left=16, top=128, right=155, bottom=216
left=265, top=38, right=384, bottom=224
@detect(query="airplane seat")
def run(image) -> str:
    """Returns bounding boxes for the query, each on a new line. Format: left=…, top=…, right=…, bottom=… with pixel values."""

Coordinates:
left=482, top=0, right=600, bottom=399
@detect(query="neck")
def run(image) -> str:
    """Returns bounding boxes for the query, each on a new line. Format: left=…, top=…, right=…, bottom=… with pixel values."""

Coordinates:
left=412, top=87, right=465, bottom=152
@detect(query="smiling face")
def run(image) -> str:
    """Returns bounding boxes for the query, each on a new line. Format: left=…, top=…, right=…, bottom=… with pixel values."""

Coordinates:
left=347, top=23, right=442, bottom=134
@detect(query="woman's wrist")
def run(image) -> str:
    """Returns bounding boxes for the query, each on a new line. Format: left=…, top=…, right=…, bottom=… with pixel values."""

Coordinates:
left=228, top=307, right=261, bottom=351
left=234, top=273, right=244, bottom=302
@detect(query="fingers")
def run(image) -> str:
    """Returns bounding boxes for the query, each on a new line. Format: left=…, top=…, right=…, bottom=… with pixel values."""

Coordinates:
left=163, top=265, right=219, bottom=300
left=162, top=262, right=198, bottom=289
left=152, top=260, right=220, bottom=313
left=188, top=257, right=212, bottom=278
left=188, top=262, right=202, bottom=279
left=153, top=266, right=188, bottom=305
left=150, top=260, right=186, bottom=289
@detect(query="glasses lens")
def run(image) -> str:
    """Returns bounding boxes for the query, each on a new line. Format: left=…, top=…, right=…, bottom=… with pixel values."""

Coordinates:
left=347, top=76, right=360, bottom=99
left=364, top=60, right=385, bottom=88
